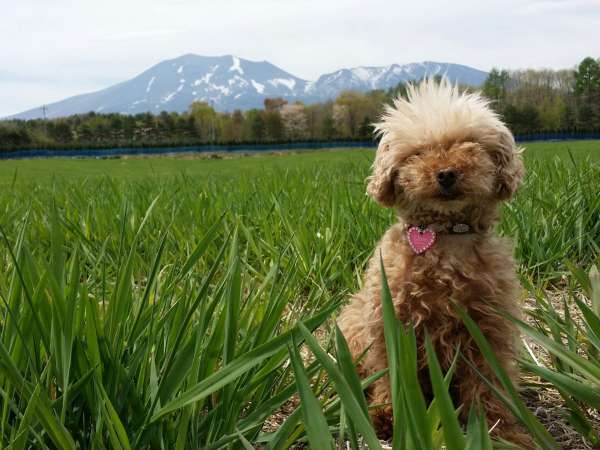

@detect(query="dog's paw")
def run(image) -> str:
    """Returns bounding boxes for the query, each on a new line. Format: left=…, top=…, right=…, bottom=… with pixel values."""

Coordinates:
left=371, top=407, right=394, bottom=441
left=496, top=425, right=536, bottom=449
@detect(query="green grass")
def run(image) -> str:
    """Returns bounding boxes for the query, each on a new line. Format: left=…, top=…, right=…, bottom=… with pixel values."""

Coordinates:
left=0, top=140, right=598, bottom=448
left=0, top=139, right=598, bottom=185
left=521, top=140, right=600, bottom=162
left=0, top=149, right=372, bottom=184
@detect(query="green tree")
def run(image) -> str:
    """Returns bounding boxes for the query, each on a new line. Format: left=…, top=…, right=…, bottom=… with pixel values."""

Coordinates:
left=244, top=110, right=265, bottom=141
left=220, top=109, right=246, bottom=143
left=321, top=114, right=336, bottom=140
left=334, top=91, right=373, bottom=137
left=575, top=57, right=600, bottom=97
left=264, top=110, right=284, bottom=141
left=503, top=104, right=541, bottom=134
left=574, top=57, right=600, bottom=128
left=189, top=101, right=219, bottom=142
left=46, top=120, right=73, bottom=143
left=77, top=124, right=94, bottom=142
left=358, top=116, right=373, bottom=139
left=108, top=115, right=124, bottom=141
left=158, top=111, right=176, bottom=139
left=0, top=124, right=32, bottom=148
left=538, top=98, right=567, bottom=130
left=483, top=68, right=510, bottom=104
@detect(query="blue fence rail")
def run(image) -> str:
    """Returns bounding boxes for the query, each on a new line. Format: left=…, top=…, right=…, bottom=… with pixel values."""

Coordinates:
left=515, top=131, right=600, bottom=142
left=0, top=140, right=374, bottom=160
left=0, top=132, right=599, bottom=160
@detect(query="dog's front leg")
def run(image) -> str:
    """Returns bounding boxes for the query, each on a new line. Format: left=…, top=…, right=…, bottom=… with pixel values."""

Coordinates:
left=362, top=317, right=396, bottom=440
left=367, top=354, right=394, bottom=440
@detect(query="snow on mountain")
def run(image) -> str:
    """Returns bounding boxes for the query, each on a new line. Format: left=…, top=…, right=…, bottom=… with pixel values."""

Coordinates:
left=6, top=55, right=488, bottom=120
left=304, top=62, right=488, bottom=99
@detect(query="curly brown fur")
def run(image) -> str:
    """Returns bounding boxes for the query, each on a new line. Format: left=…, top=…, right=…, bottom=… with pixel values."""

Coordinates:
left=338, top=79, right=534, bottom=448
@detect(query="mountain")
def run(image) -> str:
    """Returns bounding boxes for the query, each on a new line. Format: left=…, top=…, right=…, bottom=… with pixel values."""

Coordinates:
left=305, top=62, right=488, bottom=98
left=7, top=55, right=488, bottom=120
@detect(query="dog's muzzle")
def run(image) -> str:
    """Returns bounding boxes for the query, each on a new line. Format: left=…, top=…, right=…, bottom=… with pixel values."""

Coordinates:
left=437, top=169, right=458, bottom=197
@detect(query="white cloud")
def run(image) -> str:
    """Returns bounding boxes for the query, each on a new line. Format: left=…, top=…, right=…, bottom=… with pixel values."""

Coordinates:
left=101, top=29, right=184, bottom=41
left=516, top=0, right=600, bottom=15
left=0, top=0, right=598, bottom=116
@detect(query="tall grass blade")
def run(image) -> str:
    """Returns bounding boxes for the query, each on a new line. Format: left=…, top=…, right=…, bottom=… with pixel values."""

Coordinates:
left=455, top=304, right=558, bottom=449
left=298, top=323, right=383, bottom=450
left=288, top=340, right=334, bottom=449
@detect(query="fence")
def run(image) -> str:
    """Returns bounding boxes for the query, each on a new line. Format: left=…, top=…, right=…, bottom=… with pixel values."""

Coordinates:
left=0, top=132, right=599, bottom=160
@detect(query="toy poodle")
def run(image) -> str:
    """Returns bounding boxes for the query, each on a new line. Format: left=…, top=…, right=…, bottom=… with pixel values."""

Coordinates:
left=337, top=78, right=533, bottom=447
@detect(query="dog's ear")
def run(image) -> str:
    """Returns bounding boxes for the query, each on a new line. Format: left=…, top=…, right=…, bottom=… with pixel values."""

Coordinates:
left=493, top=129, right=524, bottom=200
left=366, top=139, right=398, bottom=207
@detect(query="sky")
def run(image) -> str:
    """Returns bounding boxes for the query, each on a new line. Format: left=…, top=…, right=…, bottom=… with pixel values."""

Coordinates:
left=1, top=0, right=598, bottom=117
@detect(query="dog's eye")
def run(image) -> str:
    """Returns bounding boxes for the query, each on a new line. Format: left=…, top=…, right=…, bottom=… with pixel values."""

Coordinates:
left=406, top=151, right=422, bottom=161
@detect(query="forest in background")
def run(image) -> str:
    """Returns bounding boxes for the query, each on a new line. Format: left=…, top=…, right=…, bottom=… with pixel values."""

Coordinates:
left=0, top=56, right=599, bottom=151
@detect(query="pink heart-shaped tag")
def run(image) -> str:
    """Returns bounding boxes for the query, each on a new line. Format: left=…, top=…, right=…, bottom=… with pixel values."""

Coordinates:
left=407, top=227, right=436, bottom=254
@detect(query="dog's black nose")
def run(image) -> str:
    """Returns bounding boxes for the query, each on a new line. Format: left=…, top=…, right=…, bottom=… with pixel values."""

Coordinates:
left=437, top=169, right=457, bottom=188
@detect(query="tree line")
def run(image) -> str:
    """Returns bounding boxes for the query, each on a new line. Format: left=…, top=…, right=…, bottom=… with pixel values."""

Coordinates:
left=1, top=57, right=599, bottom=151
left=482, top=57, right=600, bottom=134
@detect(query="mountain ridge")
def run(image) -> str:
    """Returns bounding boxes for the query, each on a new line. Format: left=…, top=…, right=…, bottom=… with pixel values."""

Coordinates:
left=7, top=54, right=488, bottom=120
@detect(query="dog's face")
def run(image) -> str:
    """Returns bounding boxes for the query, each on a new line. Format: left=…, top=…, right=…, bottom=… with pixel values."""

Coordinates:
left=367, top=81, right=524, bottom=214
left=393, top=141, right=496, bottom=211
left=367, top=138, right=524, bottom=213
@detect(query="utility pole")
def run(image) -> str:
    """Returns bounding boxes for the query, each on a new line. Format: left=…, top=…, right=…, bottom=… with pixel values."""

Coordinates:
left=42, top=105, right=48, bottom=120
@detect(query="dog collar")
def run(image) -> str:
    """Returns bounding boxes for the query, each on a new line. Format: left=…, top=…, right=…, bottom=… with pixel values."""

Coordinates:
left=406, top=223, right=471, bottom=254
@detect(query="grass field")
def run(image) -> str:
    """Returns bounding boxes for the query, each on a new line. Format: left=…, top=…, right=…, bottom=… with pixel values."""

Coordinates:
left=0, top=140, right=599, bottom=184
left=0, top=140, right=598, bottom=449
